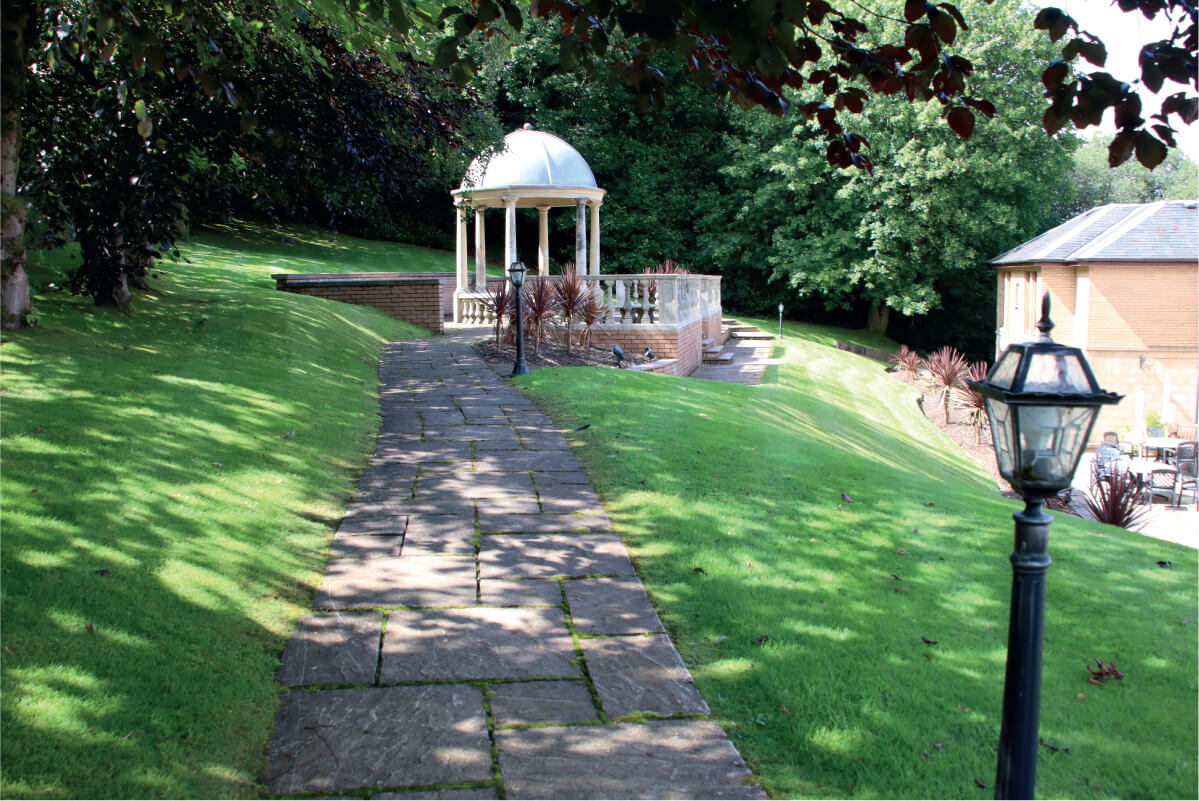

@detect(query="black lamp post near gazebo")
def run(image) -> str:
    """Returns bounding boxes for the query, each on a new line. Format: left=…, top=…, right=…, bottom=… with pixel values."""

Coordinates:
left=968, top=293, right=1121, bottom=800
left=509, top=260, right=530, bottom=377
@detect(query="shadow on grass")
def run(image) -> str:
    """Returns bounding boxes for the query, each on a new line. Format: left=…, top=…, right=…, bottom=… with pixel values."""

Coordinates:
left=1, top=235, right=424, bottom=797
left=520, top=340, right=1198, bottom=800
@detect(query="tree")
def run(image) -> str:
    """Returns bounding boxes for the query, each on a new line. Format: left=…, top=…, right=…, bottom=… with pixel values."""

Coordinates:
left=1055, top=133, right=1198, bottom=220
left=760, top=0, right=1074, bottom=345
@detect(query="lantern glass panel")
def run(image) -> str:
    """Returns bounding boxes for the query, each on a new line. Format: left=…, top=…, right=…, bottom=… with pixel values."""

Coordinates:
left=986, top=397, right=1016, bottom=476
left=989, top=349, right=1022, bottom=391
left=1022, top=351, right=1094, bottom=394
left=1014, top=404, right=1099, bottom=485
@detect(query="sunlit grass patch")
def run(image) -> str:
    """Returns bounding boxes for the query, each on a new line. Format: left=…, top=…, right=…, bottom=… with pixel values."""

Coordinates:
left=520, top=321, right=1198, bottom=800
left=1, top=222, right=430, bottom=797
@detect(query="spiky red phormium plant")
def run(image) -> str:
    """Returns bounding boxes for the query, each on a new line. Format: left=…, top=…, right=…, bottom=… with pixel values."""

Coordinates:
left=890, top=344, right=922, bottom=376
left=951, top=360, right=990, bottom=443
left=1084, top=470, right=1146, bottom=531
left=489, top=282, right=513, bottom=349
left=553, top=264, right=587, bottom=352
left=923, top=346, right=969, bottom=424
left=521, top=277, right=560, bottom=357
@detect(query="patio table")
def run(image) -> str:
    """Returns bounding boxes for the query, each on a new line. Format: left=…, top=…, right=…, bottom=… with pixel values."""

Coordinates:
left=1141, top=436, right=1183, bottom=462
left=1119, top=458, right=1179, bottom=503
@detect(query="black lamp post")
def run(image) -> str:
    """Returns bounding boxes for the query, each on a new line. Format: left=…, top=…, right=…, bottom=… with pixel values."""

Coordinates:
left=968, top=293, right=1121, bottom=800
left=508, top=260, right=530, bottom=377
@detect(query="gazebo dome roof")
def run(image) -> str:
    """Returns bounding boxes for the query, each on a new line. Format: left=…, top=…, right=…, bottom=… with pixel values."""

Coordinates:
left=462, top=125, right=598, bottom=191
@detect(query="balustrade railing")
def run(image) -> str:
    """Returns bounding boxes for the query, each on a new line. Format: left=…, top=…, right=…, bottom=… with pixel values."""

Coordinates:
left=455, top=274, right=721, bottom=328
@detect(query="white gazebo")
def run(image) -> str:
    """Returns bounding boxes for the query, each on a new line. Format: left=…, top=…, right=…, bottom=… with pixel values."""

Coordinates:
left=450, top=124, right=606, bottom=322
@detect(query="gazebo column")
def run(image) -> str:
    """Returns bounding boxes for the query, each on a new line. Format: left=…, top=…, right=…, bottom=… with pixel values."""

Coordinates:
left=575, top=199, right=588, bottom=275
left=503, top=196, right=517, bottom=271
left=537, top=206, right=550, bottom=275
left=453, top=203, right=468, bottom=322
left=474, top=207, right=487, bottom=291
left=589, top=200, right=601, bottom=276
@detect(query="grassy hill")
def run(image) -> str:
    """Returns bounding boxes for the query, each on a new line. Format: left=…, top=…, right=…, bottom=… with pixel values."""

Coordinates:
left=0, top=223, right=431, bottom=797
left=517, top=320, right=1198, bottom=799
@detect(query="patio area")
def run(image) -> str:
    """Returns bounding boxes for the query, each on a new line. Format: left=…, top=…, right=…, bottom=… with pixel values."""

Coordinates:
left=1069, top=450, right=1198, bottom=550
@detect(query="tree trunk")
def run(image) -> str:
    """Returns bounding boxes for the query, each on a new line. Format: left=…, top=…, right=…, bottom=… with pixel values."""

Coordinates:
left=866, top=301, right=890, bottom=334
left=1, top=1, right=35, bottom=329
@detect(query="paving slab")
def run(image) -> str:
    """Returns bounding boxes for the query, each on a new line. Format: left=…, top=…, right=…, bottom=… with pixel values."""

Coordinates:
left=277, top=611, right=383, bottom=687
left=494, top=720, right=764, bottom=799
left=479, top=534, right=636, bottom=579
left=337, top=516, right=407, bottom=536
left=476, top=497, right=542, bottom=515
left=530, top=471, right=593, bottom=487
left=315, top=555, right=477, bottom=610
left=473, top=451, right=581, bottom=472
left=564, top=578, right=665, bottom=635
left=329, top=534, right=405, bottom=559
left=479, top=579, right=563, bottom=607
left=344, top=500, right=415, bottom=518
left=515, top=435, right=572, bottom=451
left=478, top=512, right=610, bottom=534
left=373, top=788, right=498, bottom=800
left=380, top=607, right=580, bottom=682
left=580, top=635, right=710, bottom=718
left=265, top=686, right=492, bottom=794
left=371, top=441, right=474, bottom=464
left=533, top=497, right=609, bottom=517
left=423, top=425, right=519, bottom=443
left=416, top=472, right=536, bottom=499
left=490, top=680, right=599, bottom=726
left=421, top=411, right=468, bottom=427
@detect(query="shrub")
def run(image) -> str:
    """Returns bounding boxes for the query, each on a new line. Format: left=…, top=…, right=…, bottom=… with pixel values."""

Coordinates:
left=923, top=346, right=969, bottom=424
left=577, top=291, right=607, bottom=354
left=489, top=282, right=514, bottom=349
left=890, top=344, right=922, bottom=376
left=521, top=278, right=560, bottom=357
left=951, top=361, right=990, bottom=443
left=553, top=264, right=587, bottom=352
left=1084, top=470, right=1146, bottom=530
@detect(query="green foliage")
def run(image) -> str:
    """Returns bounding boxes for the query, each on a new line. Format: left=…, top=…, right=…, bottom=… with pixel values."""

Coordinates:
left=1055, top=134, right=1199, bottom=222
left=0, top=222, right=426, bottom=797
left=519, top=321, right=1198, bottom=800
left=757, top=0, right=1074, bottom=356
left=475, top=21, right=736, bottom=273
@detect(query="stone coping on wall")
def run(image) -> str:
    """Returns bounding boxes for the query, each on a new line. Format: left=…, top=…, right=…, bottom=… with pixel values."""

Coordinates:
left=273, top=273, right=443, bottom=288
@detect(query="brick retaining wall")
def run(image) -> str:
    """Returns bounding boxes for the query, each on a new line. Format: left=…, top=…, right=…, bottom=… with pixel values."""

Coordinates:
left=590, top=319, right=704, bottom=377
left=273, top=274, right=444, bottom=334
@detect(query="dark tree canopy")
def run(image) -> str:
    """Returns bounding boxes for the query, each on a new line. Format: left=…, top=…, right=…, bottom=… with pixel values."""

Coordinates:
left=436, top=0, right=1196, bottom=172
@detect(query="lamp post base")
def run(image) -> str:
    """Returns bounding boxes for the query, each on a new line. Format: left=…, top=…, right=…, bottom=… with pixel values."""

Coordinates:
left=995, top=498, right=1053, bottom=800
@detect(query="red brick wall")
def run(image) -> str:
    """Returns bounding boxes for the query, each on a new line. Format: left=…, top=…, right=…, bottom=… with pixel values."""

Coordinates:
left=590, top=319, right=704, bottom=377
left=275, top=276, right=444, bottom=333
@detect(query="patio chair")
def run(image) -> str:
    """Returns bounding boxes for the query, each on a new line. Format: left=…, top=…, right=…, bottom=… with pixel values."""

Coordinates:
left=1102, top=431, right=1136, bottom=457
left=1090, top=446, right=1122, bottom=489
left=1174, top=442, right=1197, bottom=509
left=1145, top=468, right=1179, bottom=507
left=1144, top=427, right=1164, bottom=460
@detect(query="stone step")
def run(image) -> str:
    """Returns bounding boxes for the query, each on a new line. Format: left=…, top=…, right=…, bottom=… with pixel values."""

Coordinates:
left=703, top=352, right=735, bottom=365
left=726, top=324, right=758, bottom=333
left=730, top=330, right=774, bottom=341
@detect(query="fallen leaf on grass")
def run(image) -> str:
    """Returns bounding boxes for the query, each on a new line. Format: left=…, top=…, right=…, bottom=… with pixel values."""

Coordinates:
left=974, top=778, right=986, bottom=789
left=921, top=636, right=937, bottom=645
left=752, top=634, right=770, bottom=646
left=890, top=574, right=902, bottom=580
left=925, top=501, right=936, bottom=507
left=1156, top=560, right=1172, bottom=568
left=933, top=742, right=944, bottom=748
left=85, top=623, right=95, bottom=632
left=1039, top=739, right=1070, bottom=753
left=94, top=569, right=110, bottom=576
left=841, top=492, right=855, bottom=503
left=896, top=547, right=910, bottom=555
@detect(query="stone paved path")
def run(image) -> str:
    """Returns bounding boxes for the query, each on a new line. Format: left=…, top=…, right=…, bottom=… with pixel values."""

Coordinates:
left=265, top=333, right=764, bottom=800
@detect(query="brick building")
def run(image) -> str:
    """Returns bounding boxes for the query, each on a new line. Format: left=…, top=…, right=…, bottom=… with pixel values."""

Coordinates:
left=989, top=200, right=1198, bottom=436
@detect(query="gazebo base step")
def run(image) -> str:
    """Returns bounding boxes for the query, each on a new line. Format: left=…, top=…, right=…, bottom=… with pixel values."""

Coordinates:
left=731, top=330, right=774, bottom=340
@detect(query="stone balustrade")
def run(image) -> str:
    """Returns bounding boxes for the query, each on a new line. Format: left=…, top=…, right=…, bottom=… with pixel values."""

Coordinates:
left=455, top=274, right=721, bottom=330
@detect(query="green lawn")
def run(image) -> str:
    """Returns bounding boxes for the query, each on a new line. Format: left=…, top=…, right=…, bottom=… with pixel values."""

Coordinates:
left=517, top=319, right=1199, bottom=800
left=0, top=223, right=428, bottom=797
